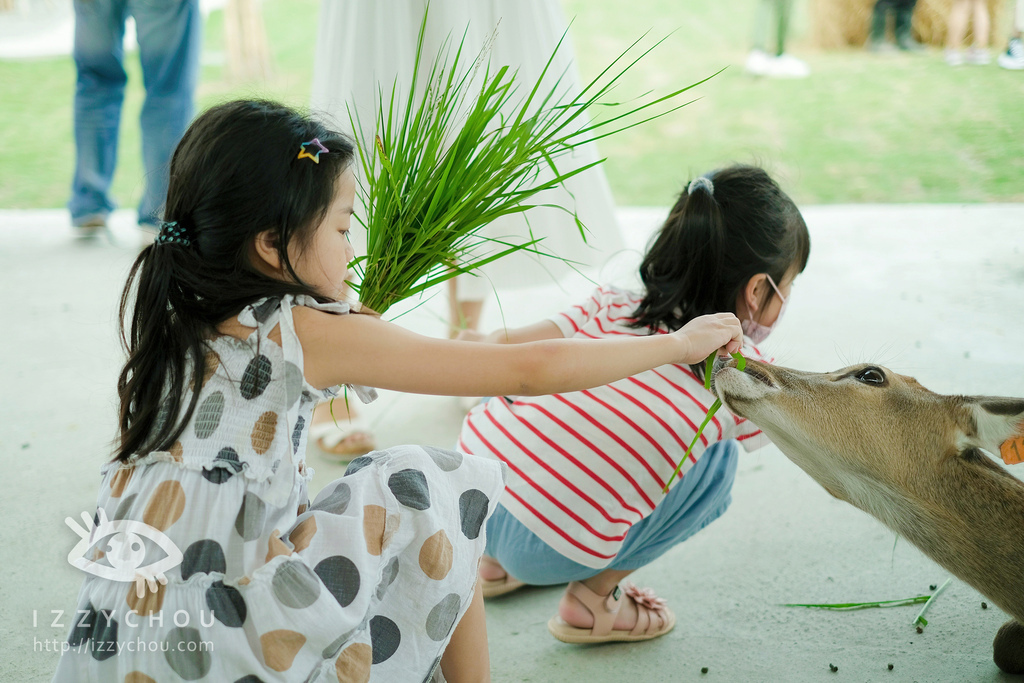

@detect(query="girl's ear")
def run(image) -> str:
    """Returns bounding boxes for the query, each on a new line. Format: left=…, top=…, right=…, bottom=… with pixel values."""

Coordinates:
left=742, top=273, right=767, bottom=315
left=253, top=230, right=283, bottom=272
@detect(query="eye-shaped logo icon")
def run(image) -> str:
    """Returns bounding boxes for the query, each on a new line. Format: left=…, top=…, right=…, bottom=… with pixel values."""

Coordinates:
left=66, top=509, right=183, bottom=598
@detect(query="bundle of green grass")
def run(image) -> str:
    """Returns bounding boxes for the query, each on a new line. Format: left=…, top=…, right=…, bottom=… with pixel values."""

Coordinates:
left=347, top=13, right=712, bottom=315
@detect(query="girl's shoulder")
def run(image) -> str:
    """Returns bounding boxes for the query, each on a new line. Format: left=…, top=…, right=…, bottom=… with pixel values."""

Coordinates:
left=592, top=284, right=642, bottom=305
left=242, top=294, right=354, bottom=326
left=569, top=284, right=642, bottom=312
left=278, top=296, right=379, bottom=402
left=288, top=296, right=369, bottom=350
left=208, top=294, right=374, bottom=398
left=213, top=295, right=355, bottom=339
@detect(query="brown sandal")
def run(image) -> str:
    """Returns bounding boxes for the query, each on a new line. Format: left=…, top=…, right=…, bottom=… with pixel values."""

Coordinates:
left=547, top=581, right=676, bottom=643
left=479, top=558, right=526, bottom=598
left=481, top=574, right=526, bottom=598
left=308, top=419, right=376, bottom=462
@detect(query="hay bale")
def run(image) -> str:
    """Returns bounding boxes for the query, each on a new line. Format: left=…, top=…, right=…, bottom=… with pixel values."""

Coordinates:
left=810, top=0, right=1006, bottom=49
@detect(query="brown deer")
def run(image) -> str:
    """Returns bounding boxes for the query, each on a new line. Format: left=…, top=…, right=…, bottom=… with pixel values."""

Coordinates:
left=712, top=358, right=1024, bottom=674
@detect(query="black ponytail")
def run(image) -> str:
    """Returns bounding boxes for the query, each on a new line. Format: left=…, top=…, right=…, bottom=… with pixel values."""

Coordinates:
left=630, top=165, right=810, bottom=372
left=115, top=100, right=356, bottom=463
left=631, top=179, right=726, bottom=333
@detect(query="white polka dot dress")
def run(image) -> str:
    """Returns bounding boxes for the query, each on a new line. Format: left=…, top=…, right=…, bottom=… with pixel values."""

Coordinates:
left=52, top=295, right=506, bottom=683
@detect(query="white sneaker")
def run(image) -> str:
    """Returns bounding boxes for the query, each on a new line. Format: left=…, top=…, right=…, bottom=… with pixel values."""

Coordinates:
left=71, top=215, right=106, bottom=240
left=768, top=53, right=811, bottom=78
left=944, top=49, right=965, bottom=66
left=745, top=49, right=772, bottom=76
left=998, top=38, right=1024, bottom=70
left=966, top=47, right=991, bottom=65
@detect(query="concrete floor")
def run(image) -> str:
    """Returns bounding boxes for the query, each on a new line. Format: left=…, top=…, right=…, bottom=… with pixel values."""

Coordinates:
left=1, top=204, right=1022, bottom=682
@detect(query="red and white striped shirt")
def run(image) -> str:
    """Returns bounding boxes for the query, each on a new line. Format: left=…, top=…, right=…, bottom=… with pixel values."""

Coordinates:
left=457, top=286, right=770, bottom=568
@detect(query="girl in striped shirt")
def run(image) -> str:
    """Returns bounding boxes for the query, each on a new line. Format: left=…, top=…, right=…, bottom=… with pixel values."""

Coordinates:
left=457, top=165, right=811, bottom=644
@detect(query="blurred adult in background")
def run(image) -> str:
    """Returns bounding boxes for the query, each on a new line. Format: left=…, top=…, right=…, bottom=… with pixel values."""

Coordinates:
left=69, top=0, right=202, bottom=240
left=868, top=0, right=925, bottom=51
left=998, top=0, right=1024, bottom=68
left=745, top=0, right=810, bottom=78
left=945, top=0, right=991, bottom=65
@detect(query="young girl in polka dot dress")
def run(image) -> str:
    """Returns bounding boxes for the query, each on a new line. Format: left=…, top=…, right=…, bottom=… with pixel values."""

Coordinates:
left=52, top=100, right=744, bottom=683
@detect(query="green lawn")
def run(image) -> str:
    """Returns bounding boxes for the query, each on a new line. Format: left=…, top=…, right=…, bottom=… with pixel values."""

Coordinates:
left=1, top=0, right=1021, bottom=210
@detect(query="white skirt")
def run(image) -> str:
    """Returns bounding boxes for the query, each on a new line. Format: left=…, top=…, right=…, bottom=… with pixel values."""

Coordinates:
left=311, top=0, right=625, bottom=297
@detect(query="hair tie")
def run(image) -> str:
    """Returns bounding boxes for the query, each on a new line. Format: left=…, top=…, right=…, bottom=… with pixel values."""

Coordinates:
left=154, top=221, right=191, bottom=247
left=687, top=176, right=714, bottom=196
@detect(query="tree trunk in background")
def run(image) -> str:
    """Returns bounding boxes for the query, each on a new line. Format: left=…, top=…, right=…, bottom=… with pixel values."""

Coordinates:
left=811, top=0, right=1006, bottom=48
left=224, top=0, right=271, bottom=81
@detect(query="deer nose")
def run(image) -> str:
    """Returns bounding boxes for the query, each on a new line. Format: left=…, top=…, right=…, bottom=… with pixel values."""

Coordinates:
left=707, top=356, right=732, bottom=391
left=712, top=356, right=731, bottom=374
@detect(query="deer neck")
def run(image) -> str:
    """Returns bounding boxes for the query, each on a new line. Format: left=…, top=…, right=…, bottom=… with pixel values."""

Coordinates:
left=878, top=457, right=1024, bottom=624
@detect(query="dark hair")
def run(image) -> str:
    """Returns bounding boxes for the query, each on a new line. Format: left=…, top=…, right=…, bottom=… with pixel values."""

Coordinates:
left=630, top=165, right=810, bottom=373
left=115, top=100, right=355, bottom=463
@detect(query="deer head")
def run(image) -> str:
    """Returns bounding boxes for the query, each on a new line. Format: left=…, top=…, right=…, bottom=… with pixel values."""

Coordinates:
left=713, top=359, right=1024, bottom=673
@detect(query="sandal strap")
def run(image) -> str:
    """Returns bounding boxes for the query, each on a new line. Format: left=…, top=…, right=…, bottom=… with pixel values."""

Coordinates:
left=623, top=583, right=669, bottom=636
left=309, top=419, right=372, bottom=448
left=564, top=581, right=623, bottom=637
left=631, top=606, right=651, bottom=637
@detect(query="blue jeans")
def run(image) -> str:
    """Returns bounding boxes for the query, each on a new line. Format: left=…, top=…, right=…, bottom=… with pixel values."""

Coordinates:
left=69, top=0, right=201, bottom=227
left=484, top=439, right=740, bottom=584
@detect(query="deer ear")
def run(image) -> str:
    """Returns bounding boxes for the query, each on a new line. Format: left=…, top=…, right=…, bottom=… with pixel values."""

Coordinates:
left=965, top=398, right=1024, bottom=463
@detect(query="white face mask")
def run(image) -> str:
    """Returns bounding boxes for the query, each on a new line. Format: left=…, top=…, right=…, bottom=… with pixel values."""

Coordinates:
left=741, top=273, right=787, bottom=344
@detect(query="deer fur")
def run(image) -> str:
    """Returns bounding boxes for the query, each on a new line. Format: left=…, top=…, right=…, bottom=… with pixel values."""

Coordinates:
left=713, top=359, right=1024, bottom=673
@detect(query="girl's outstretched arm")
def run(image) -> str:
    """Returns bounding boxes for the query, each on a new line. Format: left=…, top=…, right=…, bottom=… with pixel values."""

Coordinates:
left=456, top=320, right=564, bottom=344
left=294, top=307, right=742, bottom=398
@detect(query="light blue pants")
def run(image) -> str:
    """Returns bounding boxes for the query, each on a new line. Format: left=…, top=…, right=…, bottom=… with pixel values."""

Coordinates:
left=69, top=0, right=202, bottom=227
left=484, top=439, right=739, bottom=584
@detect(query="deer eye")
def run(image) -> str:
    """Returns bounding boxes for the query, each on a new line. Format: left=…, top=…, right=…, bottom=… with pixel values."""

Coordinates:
left=855, top=367, right=886, bottom=385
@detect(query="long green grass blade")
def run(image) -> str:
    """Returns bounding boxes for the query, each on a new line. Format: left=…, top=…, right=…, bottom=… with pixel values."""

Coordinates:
left=913, top=578, right=951, bottom=627
left=663, top=397, right=721, bottom=492
left=784, top=596, right=931, bottom=611
left=665, top=350, right=746, bottom=493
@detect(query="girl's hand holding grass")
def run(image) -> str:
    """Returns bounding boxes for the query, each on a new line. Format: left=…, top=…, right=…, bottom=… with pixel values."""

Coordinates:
left=671, top=312, right=744, bottom=364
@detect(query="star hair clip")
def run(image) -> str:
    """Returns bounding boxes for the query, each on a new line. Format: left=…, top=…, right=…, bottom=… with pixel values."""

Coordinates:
left=297, top=137, right=329, bottom=164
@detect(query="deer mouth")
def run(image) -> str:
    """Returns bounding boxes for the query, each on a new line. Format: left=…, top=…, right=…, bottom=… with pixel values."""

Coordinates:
left=708, top=357, right=774, bottom=390
left=712, top=361, right=777, bottom=413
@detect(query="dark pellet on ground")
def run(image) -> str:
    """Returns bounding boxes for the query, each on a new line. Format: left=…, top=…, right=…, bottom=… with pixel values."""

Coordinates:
left=929, top=584, right=937, bottom=590
left=888, top=663, right=894, bottom=670
left=21, top=443, right=29, bottom=449
left=982, top=602, right=988, bottom=609
left=701, top=667, right=708, bottom=674
left=829, top=664, right=838, bottom=673
left=916, top=626, right=924, bottom=634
